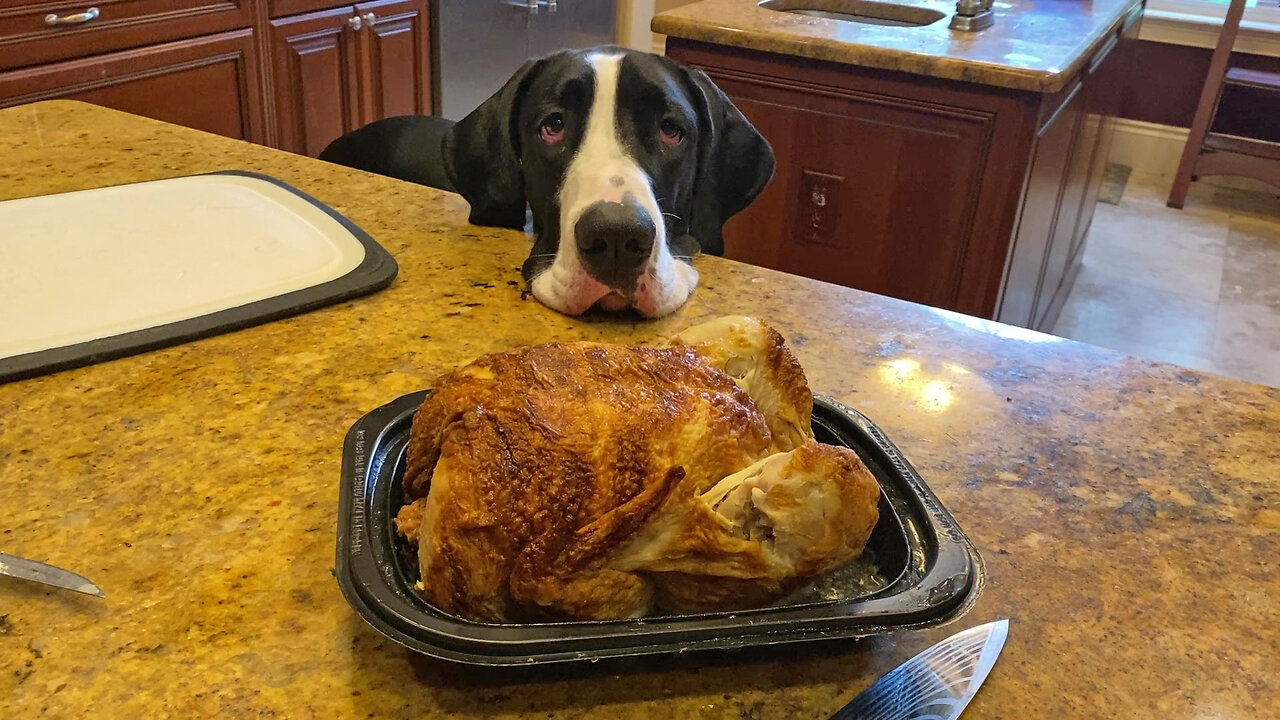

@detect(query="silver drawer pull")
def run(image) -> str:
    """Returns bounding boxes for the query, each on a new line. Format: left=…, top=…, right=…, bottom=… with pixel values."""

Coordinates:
left=44, top=7, right=99, bottom=25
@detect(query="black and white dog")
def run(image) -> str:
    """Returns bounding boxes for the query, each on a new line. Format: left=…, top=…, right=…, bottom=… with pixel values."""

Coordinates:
left=444, top=47, right=775, bottom=318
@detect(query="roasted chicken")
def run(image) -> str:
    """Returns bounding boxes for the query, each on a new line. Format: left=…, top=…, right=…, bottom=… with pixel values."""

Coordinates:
left=395, top=316, right=880, bottom=622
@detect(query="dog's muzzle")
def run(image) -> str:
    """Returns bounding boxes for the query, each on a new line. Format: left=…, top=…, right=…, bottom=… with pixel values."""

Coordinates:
left=574, top=199, right=656, bottom=292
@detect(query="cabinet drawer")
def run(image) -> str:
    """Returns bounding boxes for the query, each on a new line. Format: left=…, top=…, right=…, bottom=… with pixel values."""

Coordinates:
left=0, top=0, right=254, bottom=71
left=0, top=28, right=267, bottom=142
left=269, top=0, right=347, bottom=18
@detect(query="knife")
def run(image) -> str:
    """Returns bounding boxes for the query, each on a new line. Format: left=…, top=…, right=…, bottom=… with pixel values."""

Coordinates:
left=830, top=619, right=1009, bottom=720
left=0, top=553, right=105, bottom=597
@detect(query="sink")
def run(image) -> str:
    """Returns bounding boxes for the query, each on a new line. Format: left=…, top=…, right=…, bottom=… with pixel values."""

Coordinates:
left=759, top=0, right=946, bottom=27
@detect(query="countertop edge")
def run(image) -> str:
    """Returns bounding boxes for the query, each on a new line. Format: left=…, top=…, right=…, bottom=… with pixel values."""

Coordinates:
left=653, top=0, right=1143, bottom=94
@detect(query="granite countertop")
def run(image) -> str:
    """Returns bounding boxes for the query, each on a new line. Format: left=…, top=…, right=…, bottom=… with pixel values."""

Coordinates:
left=653, top=0, right=1145, bottom=92
left=2, top=101, right=1278, bottom=718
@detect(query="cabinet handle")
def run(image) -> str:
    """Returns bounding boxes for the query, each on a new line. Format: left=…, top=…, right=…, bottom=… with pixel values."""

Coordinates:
left=44, top=7, right=99, bottom=25
left=505, top=0, right=555, bottom=10
left=1087, top=34, right=1119, bottom=74
left=347, top=14, right=362, bottom=30
left=362, top=12, right=376, bottom=26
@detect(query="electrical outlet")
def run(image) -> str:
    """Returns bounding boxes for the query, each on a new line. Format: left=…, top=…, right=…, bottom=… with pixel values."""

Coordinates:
left=796, top=169, right=843, bottom=246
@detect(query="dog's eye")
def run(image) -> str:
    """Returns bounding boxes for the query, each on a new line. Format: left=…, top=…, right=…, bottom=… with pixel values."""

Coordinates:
left=659, top=119, right=684, bottom=146
left=540, top=113, right=566, bottom=143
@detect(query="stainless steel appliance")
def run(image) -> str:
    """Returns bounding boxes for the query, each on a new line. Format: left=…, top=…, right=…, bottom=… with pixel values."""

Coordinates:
left=437, top=0, right=619, bottom=121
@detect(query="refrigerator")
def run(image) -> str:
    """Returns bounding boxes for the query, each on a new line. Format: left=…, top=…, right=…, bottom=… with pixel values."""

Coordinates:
left=437, top=0, right=620, bottom=121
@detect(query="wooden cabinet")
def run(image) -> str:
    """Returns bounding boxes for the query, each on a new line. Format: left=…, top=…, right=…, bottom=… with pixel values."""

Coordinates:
left=668, top=6, right=1139, bottom=331
left=354, top=0, right=431, bottom=123
left=269, top=0, right=429, bottom=155
left=0, top=0, right=432, bottom=155
left=719, top=85, right=994, bottom=310
left=0, top=28, right=266, bottom=142
left=269, top=6, right=364, bottom=156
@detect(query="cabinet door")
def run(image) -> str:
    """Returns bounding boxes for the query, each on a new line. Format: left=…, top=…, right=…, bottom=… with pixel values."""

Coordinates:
left=0, top=29, right=266, bottom=143
left=713, top=80, right=995, bottom=311
left=997, top=81, right=1084, bottom=328
left=354, top=0, right=431, bottom=123
left=269, top=5, right=361, bottom=156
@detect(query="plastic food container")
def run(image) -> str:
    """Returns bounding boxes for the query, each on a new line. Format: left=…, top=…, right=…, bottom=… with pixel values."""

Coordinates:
left=335, top=391, right=983, bottom=666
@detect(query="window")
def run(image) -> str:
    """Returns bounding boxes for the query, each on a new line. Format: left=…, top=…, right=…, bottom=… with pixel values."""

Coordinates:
left=1147, top=0, right=1280, bottom=27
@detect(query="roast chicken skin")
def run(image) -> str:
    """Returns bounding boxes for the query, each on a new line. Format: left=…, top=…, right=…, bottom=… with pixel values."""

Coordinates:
left=395, top=317, right=881, bottom=621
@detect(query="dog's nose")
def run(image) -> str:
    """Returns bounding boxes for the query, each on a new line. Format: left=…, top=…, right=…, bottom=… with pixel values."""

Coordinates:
left=574, top=200, right=656, bottom=285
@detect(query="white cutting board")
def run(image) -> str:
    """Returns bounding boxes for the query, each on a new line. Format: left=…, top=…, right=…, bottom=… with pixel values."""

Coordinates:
left=0, top=174, right=368, bottom=360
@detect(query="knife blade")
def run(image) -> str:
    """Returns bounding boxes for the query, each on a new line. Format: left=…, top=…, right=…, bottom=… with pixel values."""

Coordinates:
left=830, top=619, right=1008, bottom=720
left=0, top=553, right=104, bottom=597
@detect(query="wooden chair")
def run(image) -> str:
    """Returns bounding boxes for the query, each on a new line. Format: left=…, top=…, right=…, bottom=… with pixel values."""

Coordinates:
left=1168, top=0, right=1280, bottom=208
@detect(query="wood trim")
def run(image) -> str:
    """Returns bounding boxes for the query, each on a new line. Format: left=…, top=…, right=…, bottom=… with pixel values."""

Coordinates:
left=1204, top=132, right=1280, bottom=159
left=665, top=37, right=1033, bottom=109
left=252, top=0, right=278, bottom=145
left=1196, top=147, right=1280, bottom=188
left=697, top=65, right=1001, bottom=128
left=1036, top=253, right=1083, bottom=332
left=1088, top=34, right=1120, bottom=74
left=1037, top=80, right=1084, bottom=133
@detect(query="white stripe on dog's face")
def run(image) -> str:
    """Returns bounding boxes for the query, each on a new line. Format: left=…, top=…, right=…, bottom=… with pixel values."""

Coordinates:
left=530, top=53, right=697, bottom=318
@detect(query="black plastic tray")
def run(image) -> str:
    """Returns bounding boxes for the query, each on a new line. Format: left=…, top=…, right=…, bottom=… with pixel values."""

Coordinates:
left=335, top=391, right=983, bottom=666
left=0, top=170, right=397, bottom=385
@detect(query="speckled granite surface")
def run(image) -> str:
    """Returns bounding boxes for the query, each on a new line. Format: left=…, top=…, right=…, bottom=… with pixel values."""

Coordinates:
left=653, top=0, right=1143, bottom=92
left=2, top=102, right=1278, bottom=718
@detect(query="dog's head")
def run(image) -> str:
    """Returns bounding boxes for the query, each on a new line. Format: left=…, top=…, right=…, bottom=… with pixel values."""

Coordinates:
left=443, top=47, right=774, bottom=318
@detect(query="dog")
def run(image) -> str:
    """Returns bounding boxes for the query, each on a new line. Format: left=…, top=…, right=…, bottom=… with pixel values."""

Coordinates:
left=320, top=47, right=774, bottom=318
left=447, top=47, right=774, bottom=318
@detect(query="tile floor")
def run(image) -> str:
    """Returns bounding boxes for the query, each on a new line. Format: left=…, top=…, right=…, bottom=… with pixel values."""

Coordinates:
left=1053, top=171, right=1280, bottom=388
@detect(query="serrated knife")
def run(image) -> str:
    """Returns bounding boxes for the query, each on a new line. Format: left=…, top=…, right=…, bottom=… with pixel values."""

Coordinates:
left=830, top=619, right=1009, bottom=720
left=0, top=553, right=104, bottom=597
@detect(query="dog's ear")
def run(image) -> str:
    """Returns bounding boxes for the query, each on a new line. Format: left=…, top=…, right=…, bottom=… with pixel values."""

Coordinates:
left=681, top=67, right=775, bottom=256
left=442, top=58, right=547, bottom=229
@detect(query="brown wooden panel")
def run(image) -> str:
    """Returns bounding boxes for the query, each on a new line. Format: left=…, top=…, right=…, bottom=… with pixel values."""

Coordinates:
left=0, top=0, right=254, bottom=71
left=669, top=38, right=1041, bottom=319
left=355, top=0, right=430, bottom=122
left=718, top=85, right=994, bottom=311
left=997, top=82, right=1084, bottom=328
left=0, top=28, right=265, bottom=141
left=269, top=4, right=360, bottom=156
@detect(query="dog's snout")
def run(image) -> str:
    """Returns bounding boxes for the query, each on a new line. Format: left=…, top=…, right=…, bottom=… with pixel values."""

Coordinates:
left=574, top=201, right=656, bottom=283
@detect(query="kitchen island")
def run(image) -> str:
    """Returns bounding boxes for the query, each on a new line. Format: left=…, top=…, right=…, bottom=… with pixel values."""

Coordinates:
left=657, top=0, right=1144, bottom=333
left=2, top=101, right=1278, bottom=719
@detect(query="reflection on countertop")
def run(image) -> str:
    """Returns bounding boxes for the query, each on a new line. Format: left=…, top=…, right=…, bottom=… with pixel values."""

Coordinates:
left=653, top=0, right=1145, bottom=91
